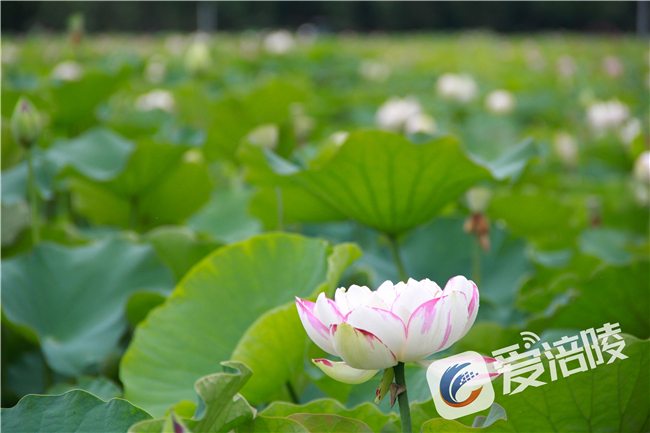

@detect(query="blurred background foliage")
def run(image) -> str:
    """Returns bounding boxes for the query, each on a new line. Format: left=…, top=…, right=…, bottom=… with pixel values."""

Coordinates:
left=1, top=2, right=649, bottom=432
left=2, top=1, right=644, bottom=34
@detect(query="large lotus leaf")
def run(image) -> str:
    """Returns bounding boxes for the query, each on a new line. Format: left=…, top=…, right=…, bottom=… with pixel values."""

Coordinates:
left=176, top=80, right=307, bottom=161
left=242, top=131, right=491, bottom=234
left=241, top=132, right=491, bottom=234
left=69, top=139, right=212, bottom=230
left=145, top=226, right=221, bottom=282
left=527, top=261, right=649, bottom=339
left=237, top=416, right=308, bottom=433
left=1, top=127, right=135, bottom=205
left=411, top=402, right=506, bottom=433
left=421, top=335, right=648, bottom=432
left=1, top=200, right=30, bottom=246
left=131, top=361, right=256, bottom=433
left=262, top=399, right=396, bottom=433
left=1, top=237, right=174, bottom=375
left=187, top=187, right=263, bottom=244
left=121, top=234, right=361, bottom=416
left=49, top=70, right=129, bottom=133
left=47, top=376, right=122, bottom=401
left=578, top=227, right=646, bottom=266
left=476, top=137, right=537, bottom=183
left=250, top=185, right=348, bottom=230
left=488, top=190, right=586, bottom=249
left=288, top=414, right=373, bottom=433
left=1, top=147, right=61, bottom=204
left=1, top=390, right=152, bottom=433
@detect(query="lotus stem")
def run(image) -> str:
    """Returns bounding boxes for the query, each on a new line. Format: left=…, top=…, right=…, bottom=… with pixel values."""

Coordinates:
left=388, top=235, right=408, bottom=282
left=393, top=362, right=413, bottom=433
left=27, top=147, right=40, bottom=244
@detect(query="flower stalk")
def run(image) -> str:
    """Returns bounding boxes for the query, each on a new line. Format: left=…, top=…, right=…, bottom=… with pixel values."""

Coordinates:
left=27, top=147, right=40, bottom=244
left=393, top=362, right=412, bottom=433
left=388, top=235, right=408, bottom=282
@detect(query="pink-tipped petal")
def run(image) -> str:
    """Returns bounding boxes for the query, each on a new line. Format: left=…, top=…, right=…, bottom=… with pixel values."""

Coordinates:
left=401, top=291, right=469, bottom=362
left=330, top=323, right=397, bottom=370
left=345, top=305, right=407, bottom=357
left=312, top=359, right=379, bottom=384
left=315, top=293, right=344, bottom=327
left=458, top=281, right=479, bottom=339
left=296, top=297, right=337, bottom=356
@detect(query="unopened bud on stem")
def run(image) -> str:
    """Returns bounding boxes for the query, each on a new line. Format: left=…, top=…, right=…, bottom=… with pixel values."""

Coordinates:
left=11, top=96, right=41, bottom=149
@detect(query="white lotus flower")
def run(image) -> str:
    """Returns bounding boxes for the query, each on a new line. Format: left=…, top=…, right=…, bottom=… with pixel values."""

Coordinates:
left=375, top=97, right=422, bottom=132
left=51, top=61, right=83, bottom=82
left=436, top=73, right=478, bottom=103
left=586, top=99, right=629, bottom=135
left=619, top=118, right=641, bottom=146
left=263, top=30, right=295, bottom=55
left=135, top=89, right=175, bottom=113
left=359, top=60, right=391, bottom=82
left=145, top=56, right=167, bottom=84
left=2, top=43, right=19, bottom=65
left=329, top=131, right=349, bottom=147
left=485, top=90, right=515, bottom=115
left=556, top=55, right=577, bottom=77
left=404, top=113, right=437, bottom=135
left=603, top=56, right=624, bottom=77
left=247, top=124, right=279, bottom=150
left=553, top=132, right=579, bottom=167
left=296, top=277, right=479, bottom=384
left=634, top=151, right=650, bottom=184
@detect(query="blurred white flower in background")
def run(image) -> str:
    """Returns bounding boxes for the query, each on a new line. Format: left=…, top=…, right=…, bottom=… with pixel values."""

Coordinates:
left=144, top=55, right=167, bottom=84
left=359, top=60, right=391, bottom=82
left=329, top=131, right=350, bottom=147
left=184, top=35, right=211, bottom=75
left=296, top=23, right=319, bottom=45
left=247, top=124, right=279, bottom=150
left=182, top=149, right=205, bottom=165
left=264, top=30, right=295, bottom=55
left=523, top=41, right=546, bottom=71
left=485, top=89, right=515, bottom=115
left=586, top=99, right=629, bottom=135
left=556, top=55, right=577, bottom=77
left=239, top=31, right=261, bottom=59
left=619, top=118, right=642, bottom=146
left=135, top=89, right=175, bottom=113
left=634, top=151, right=650, bottom=184
left=376, top=96, right=423, bottom=132
left=2, top=43, right=20, bottom=65
left=632, top=151, right=650, bottom=206
left=165, top=34, right=187, bottom=56
left=602, top=56, right=624, bottom=77
left=436, top=73, right=478, bottom=103
left=51, top=60, right=83, bottom=82
left=404, top=113, right=437, bottom=135
left=553, top=132, right=579, bottom=167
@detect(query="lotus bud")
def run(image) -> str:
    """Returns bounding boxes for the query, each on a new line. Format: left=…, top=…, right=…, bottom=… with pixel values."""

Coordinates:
left=11, top=96, right=41, bottom=149
left=184, top=36, right=211, bottom=75
left=247, top=124, right=279, bottom=150
left=466, top=187, right=492, bottom=214
left=553, top=132, right=579, bottom=168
